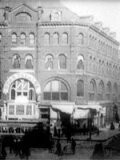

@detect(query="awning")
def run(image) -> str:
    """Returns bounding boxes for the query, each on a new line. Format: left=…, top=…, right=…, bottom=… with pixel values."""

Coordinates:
left=52, top=104, right=74, bottom=114
left=73, top=109, right=90, bottom=119
left=75, top=104, right=102, bottom=112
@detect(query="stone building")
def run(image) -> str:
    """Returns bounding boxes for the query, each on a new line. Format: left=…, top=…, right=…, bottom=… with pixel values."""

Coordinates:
left=0, top=0, right=119, bottom=131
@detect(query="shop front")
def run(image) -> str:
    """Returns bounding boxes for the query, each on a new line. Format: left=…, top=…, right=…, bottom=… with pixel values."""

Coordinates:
left=1, top=73, right=41, bottom=132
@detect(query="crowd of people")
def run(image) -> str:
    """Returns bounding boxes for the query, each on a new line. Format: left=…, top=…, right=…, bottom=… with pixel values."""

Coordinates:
left=0, top=135, right=30, bottom=160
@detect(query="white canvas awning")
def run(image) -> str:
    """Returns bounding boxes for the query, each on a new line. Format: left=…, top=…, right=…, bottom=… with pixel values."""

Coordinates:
left=73, top=109, right=90, bottom=119
left=75, top=104, right=102, bottom=112
left=52, top=104, right=74, bottom=114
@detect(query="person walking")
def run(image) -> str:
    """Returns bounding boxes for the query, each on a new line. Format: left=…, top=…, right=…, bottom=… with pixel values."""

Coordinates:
left=56, top=140, right=62, bottom=156
left=71, top=138, right=76, bottom=154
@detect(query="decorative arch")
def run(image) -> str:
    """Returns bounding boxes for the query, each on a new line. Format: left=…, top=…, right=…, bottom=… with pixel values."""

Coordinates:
left=43, top=78, right=69, bottom=101
left=3, top=73, right=41, bottom=95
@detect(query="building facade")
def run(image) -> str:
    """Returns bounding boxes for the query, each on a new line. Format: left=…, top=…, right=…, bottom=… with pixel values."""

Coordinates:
left=0, top=0, right=120, bottom=131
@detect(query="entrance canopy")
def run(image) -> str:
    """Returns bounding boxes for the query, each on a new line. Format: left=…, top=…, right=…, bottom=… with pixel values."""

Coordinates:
left=3, top=73, right=41, bottom=95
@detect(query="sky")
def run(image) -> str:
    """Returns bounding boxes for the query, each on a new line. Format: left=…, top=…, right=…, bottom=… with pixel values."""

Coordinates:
left=61, top=0, right=120, bottom=42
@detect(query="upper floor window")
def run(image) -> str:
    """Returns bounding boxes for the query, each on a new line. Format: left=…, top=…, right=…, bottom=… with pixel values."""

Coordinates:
left=106, top=82, right=111, bottom=93
left=25, top=55, right=33, bottom=69
left=20, top=33, right=26, bottom=45
left=59, top=54, right=66, bottom=69
left=29, top=33, right=35, bottom=45
left=78, top=33, right=84, bottom=44
left=53, top=32, right=59, bottom=45
left=77, top=80, right=84, bottom=97
left=0, top=33, right=2, bottom=43
left=62, top=32, right=68, bottom=44
left=43, top=80, right=68, bottom=101
left=77, top=55, right=84, bottom=70
left=0, top=82, right=2, bottom=99
left=12, top=54, right=21, bottom=69
left=12, top=33, right=17, bottom=44
left=44, top=32, right=50, bottom=45
left=45, top=55, right=54, bottom=70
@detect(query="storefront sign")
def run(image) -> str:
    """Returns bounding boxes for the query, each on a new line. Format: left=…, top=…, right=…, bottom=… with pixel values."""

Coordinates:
left=3, top=73, right=41, bottom=94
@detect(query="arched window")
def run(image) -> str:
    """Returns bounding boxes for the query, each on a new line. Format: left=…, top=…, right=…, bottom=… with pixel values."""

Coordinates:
left=59, top=54, right=66, bottom=69
left=0, top=33, right=2, bottom=43
left=113, top=83, right=118, bottom=94
left=29, top=33, right=35, bottom=45
left=106, top=81, right=111, bottom=100
left=43, top=80, right=68, bottom=101
left=10, top=79, right=35, bottom=101
left=45, top=55, right=54, bottom=70
left=12, top=33, right=17, bottom=44
left=98, top=80, right=104, bottom=100
left=20, top=33, right=26, bottom=45
left=77, top=55, right=84, bottom=70
left=44, top=32, right=50, bottom=45
left=12, top=54, right=21, bottom=69
left=53, top=32, right=59, bottom=45
left=78, top=33, right=84, bottom=44
left=107, top=82, right=111, bottom=93
left=25, top=55, right=33, bottom=69
left=77, top=80, right=84, bottom=97
left=89, top=79, right=96, bottom=101
left=62, top=32, right=68, bottom=44
left=0, top=82, right=2, bottom=99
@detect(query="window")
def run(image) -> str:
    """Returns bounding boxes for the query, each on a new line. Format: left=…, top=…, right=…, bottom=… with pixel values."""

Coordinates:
left=25, top=55, right=33, bottom=69
left=78, top=33, right=84, bottom=44
left=43, top=80, right=68, bottom=101
left=89, top=79, right=96, bottom=101
left=0, top=33, right=2, bottom=43
left=77, top=55, right=84, bottom=70
left=12, top=33, right=17, bottom=44
left=20, top=33, right=26, bottom=45
left=10, top=79, right=35, bottom=101
left=77, top=80, right=84, bottom=97
left=45, top=55, right=53, bottom=70
left=62, top=32, right=68, bottom=44
left=0, top=82, right=2, bottom=99
left=44, top=32, right=50, bottom=45
left=113, top=83, right=118, bottom=94
left=12, top=54, right=21, bottom=69
left=29, top=33, right=35, bottom=45
left=59, top=54, right=66, bottom=69
left=53, top=32, right=59, bottom=45
left=98, top=80, right=104, bottom=100
left=106, top=82, right=111, bottom=100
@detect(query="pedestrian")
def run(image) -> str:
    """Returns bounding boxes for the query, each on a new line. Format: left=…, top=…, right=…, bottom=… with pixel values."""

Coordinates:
left=71, top=138, right=76, bottom=154
left=91, top=142, right=104, bottom=160
left=56, top=140, right=62, bottom=156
